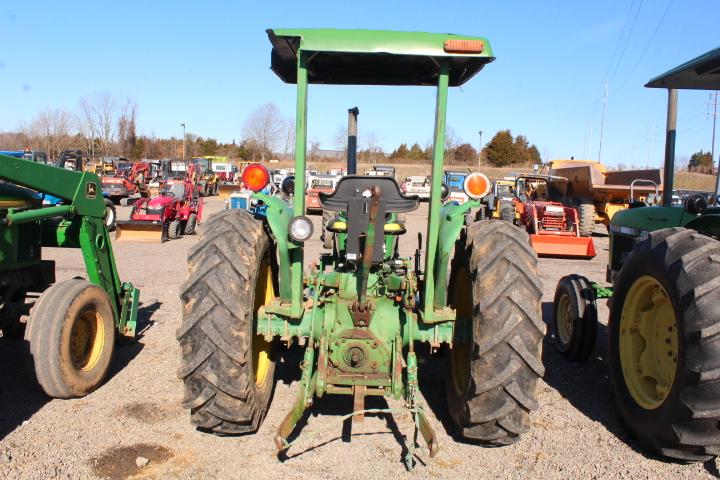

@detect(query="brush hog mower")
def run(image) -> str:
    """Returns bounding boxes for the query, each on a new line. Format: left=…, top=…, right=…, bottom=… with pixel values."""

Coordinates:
left=116, top=178, right=203, bottom=242
left=178, top=29, right=545, bottom=469
left=515, top=175, right=596, bottom=259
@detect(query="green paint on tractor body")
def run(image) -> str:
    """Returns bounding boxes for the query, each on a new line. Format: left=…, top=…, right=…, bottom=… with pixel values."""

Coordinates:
left=0, top=153, right=139, bottom=337
left=257, top=28, right=493, bottom=463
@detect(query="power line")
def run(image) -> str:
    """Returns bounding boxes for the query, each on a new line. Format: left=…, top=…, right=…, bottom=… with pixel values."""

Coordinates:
left=609, top=0, right=644, bottom=86
left=604, top=0, right=638, bottom=80
left=614, top=0, right=674, bottom=93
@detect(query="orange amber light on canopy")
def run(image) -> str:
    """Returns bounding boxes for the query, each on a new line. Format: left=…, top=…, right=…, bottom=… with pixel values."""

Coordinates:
left=443, top=39, right=484, bottom=54
left=464, top=173, right=490, bottom=199
left=241, top=164, right=270, bottom=192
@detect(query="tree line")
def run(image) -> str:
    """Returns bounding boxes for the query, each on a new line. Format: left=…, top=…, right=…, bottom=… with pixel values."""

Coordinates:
left=1, top=98, right=542, bottom=168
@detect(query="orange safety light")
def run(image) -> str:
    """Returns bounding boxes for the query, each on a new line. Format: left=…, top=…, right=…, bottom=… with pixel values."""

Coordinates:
left=463, top=172, right=491, bottom=199
left=241, top=163, right=270, bottom=192
left=444, top=39, right=484, bottom=54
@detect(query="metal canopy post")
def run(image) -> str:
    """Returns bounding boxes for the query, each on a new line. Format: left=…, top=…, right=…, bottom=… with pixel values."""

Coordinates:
left=423, top=60, right=450, bottom=321
left=662, top=88, right=677, bottom=206
left=291, top=51, right=309, bottom=317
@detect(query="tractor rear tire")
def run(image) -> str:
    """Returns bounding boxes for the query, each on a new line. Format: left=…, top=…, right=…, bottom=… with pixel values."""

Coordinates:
left=609, top=228, right=720, bottom=461
left=321, top=209, right=334, bottom=249
left=500, top=205, right=515, bottom=223
left=578, top=203, right=595, bottom=237
left=184, top=213, right=198, bottom=235
left=26, top=279, right=116, bottom=398
left=446, top=220, right=544, bottom=445
left=177, top=209, right=277, bottom=434
left=104, top=199, right=117, bottom=232
left=552, top=275, right=597, bottom=361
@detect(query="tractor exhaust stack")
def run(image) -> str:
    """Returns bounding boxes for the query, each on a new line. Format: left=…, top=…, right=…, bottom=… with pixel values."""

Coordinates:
left=347, top=107, right=359, bottom=175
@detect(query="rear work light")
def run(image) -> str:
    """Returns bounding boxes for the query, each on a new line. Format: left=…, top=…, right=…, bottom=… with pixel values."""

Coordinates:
left=463, top=172, right=491, bottom=200
left=444, top=39, right=484, bottom=54
left=241, top=163, right=270, bottom=192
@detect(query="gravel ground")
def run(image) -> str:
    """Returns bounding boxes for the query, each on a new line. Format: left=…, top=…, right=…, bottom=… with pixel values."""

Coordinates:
left=0, top=197, right=717, bottom=479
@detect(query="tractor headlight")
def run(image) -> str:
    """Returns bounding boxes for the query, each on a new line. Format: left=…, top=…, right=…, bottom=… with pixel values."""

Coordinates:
left=288, top=216, right=313, bottom=242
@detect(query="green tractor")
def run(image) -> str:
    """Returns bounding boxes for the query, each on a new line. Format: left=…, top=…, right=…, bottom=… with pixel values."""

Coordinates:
left=551, top=47, right=720, bottom=461
left=0, top=154, right=139, bottom=398
left=178, top=29, right=545, bottom=464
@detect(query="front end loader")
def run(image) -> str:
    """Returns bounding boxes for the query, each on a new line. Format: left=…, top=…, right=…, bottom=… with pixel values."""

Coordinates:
left=178, top=29, right=545, bottom=468
left=0, top=154, right=139, bottom=398
left=548, top=46, right=720, bottom=462
left=515, top=175, right=596, bottom=259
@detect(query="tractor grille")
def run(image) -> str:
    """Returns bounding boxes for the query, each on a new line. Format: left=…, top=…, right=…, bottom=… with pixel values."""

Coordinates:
left=146, top=206, right=164, bottom=216
left=541, top=213, right=566, bottom=230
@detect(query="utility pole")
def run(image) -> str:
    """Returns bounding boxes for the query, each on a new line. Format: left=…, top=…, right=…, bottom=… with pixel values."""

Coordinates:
left=710, top=91, right=719, bottom=202
left=181, top=123, right=186, bottom=161
left=632, top=137, right=638, bottom=168
left=478, top=130, right=483, bottom=167
left=598, top=79, right=608, bottom=162
left=647, top=123, right=656, bottom=167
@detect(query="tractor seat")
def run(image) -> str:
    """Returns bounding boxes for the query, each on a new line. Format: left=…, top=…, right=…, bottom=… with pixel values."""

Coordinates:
left=320, top=176, right=418, bottom=262
left=327, top=219, right=407, bottom=235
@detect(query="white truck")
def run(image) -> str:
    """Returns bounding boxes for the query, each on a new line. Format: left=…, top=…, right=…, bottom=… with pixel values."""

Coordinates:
left=401, top=175, right=431, bottom=200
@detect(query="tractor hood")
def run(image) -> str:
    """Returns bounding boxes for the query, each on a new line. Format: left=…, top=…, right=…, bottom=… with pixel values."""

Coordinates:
left=148, top=196, right=175, bottom=208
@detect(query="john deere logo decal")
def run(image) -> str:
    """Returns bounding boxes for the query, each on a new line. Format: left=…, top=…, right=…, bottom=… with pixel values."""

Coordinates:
left=86, top=182, right=97, bottom=199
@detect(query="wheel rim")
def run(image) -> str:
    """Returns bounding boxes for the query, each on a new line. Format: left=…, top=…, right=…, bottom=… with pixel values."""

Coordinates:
left=69, top=309, right=105, bottom=371
left=105, top=206, right=114, bottom=227
left=450, top=267, right=472, bottom=395
left=556, top=292, right=573, bottom=346
left=253, top=258, right=274, bottom=388
left=619, top=275, right=678, bottom=410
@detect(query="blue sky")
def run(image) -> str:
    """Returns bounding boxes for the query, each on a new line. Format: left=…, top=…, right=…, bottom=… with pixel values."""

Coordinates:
left=2, top=1, right=718, bottom=167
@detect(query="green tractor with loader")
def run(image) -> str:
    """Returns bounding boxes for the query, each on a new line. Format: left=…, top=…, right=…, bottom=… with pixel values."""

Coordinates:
left=178, top=29, right=545, bottom=465
left=0, top=154, right=139, bottom=398
left=551, top=47, right=720, bottom=461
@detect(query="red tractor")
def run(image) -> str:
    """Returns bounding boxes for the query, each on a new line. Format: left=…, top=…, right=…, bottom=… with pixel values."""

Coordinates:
left=115, top=176, right=203, bottom=242
left=514, top=175, right=596, bottom=258
left=101, top=162, right=151, bottom=205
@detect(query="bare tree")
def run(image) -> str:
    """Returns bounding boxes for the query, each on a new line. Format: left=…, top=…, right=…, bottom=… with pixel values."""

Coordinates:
left=23, top=108, right=77, bottom=158
left=117, top=98, right=138, bottom=158
left=242, top=103, right=286, bottom=160
left=77, top=92, right=123, bottom=156
left=283, top=118, right=296, bottom=159
left=333, top=123, right=348, bottom=153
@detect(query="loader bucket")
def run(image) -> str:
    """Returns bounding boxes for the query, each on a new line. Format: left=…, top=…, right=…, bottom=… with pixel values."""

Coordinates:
left=529, top=234, right=596, bottom=259
left=115, top=221, right=166, bottom=243
left=218, top=183, right=239, bottom=199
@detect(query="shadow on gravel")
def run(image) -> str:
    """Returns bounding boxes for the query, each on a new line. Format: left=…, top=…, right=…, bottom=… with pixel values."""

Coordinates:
left=540, top=301, right=671, bottom=461
left=0, top=301, right=161, bottom=440
left=279, top=394, right=410, bottom=467
left=0, top=337, right=49, bottom=440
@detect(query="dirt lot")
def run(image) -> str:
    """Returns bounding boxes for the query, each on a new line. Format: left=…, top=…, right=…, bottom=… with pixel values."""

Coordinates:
left=0, top=197, right=717, bottom=479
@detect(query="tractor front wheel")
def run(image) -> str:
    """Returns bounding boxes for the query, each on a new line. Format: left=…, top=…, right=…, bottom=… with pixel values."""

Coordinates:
left=26, top=279, right=116, bottom=398
left=447, top=220, right=544, bottom=445
left=178, top=209, right=277, bottom=434
left=104, top=199, right=117, bottom=232
left=552, top=275, right=597, bottom=361
left=609, top=228, right=720, bottom=461
left=168, top=220, right=182, bottom=240
left=184, top=213, right=198, bottom=235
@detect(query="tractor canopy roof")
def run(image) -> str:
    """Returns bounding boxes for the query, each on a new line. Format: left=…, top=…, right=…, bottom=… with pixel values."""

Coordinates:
left=267, top=28, right=494, bottom=86
left=645, top=47, right=720, bottom=90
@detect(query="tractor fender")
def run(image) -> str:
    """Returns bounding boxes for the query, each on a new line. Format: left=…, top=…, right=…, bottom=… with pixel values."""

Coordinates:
left=683, top=213, right=720, bottom=239
left=432, top=200, right=479, bottom=308
left=253, top=192, right=293, bottom=301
